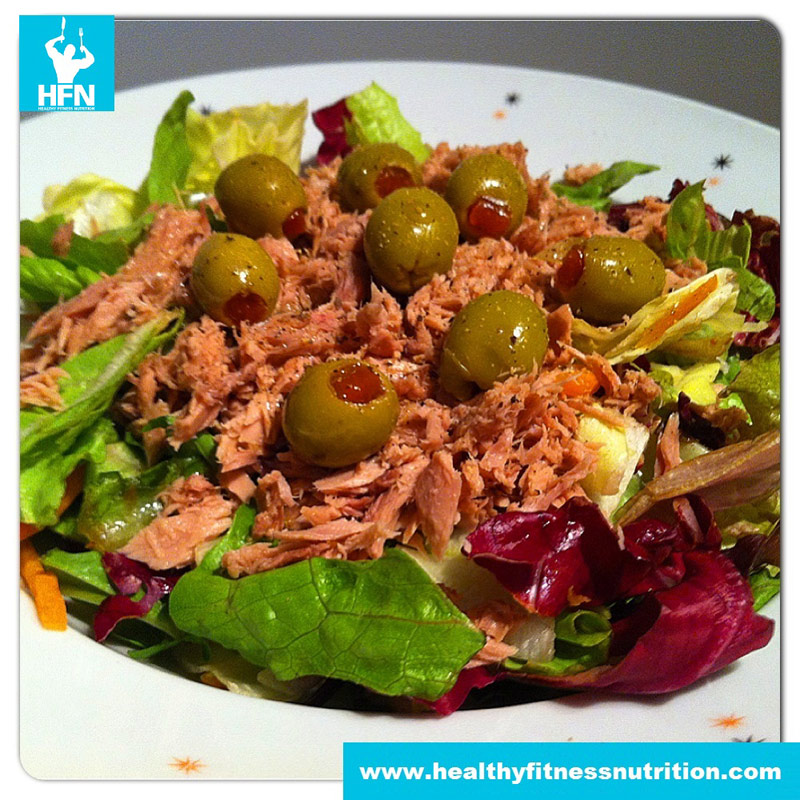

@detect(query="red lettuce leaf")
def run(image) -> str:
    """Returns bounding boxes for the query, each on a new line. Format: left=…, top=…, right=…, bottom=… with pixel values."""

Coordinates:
left=521, top=551, right=773, bottom=693
left=94, top=553, right=183, bottom=642
left=463, top=496, right=719, bottom=616
left=462, top=499, right=629, bottom=616
left=311, top=98, right=353, bottom=165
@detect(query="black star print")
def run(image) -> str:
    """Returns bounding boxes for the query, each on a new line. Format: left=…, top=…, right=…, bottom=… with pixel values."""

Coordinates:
left=713, top=153, right=733, bottom=170
left=505, top=92, right=520, bottom=106
left=199, top=105, right=213, bottom=116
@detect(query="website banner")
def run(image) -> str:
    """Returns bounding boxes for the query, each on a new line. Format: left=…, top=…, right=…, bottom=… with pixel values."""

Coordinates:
left=344, top=742, right=797, bottom=799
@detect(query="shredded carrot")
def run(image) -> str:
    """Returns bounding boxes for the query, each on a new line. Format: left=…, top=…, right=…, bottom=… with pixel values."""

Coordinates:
left=561, top=369, right=602, bottom=397
left=19, top=464, right=86, bottom=540
left=639, top=274, right=718, bottom=348
left=20, top=540, right=68, bottom=631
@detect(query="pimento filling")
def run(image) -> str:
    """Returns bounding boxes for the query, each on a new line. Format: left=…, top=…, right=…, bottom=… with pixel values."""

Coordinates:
left=466, top=196, right=512, bottom=238
left=223, top=292, right=270, bottom=325
left=330, top=364, right=385, bottom=404
left=374, top=166, right=416, bottom=199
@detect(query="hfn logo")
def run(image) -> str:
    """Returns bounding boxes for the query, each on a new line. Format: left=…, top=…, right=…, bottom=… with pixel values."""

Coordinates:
left=20, top=15, right=114, bottom=112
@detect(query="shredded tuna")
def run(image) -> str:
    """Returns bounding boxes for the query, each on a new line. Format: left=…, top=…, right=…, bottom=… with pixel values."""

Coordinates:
left=414, top=452, right=462, bottom=558
left=23, top=206, right=210, bottom=375
left=119, top=475, right=235, bottom=570
left=20, top=366, right=67, bottom=410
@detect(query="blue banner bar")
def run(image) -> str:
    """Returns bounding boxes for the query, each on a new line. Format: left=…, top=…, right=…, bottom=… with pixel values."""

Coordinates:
left=344, top=742, right=798, bottom=799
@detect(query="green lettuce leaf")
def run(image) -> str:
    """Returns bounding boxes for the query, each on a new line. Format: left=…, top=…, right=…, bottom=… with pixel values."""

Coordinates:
left=20, top=314, right=180, bottom=525
left=21, top=214, right=130, bottom=274
left=20, top=255, right=94, bottom=306
left=199, top=504, right=256, bottom=573
left=344, top=83, right=430, bottom=163
left=184, top=100, right=307, bottom=193
left=19, top=417, right=116, bottom=527
left=41, top=173, right=144, bottom=237
left=728, top=344, right=780, bottom=437
left=506, top=607, right=612, bottom=677
left=650, top=361, right=721, bottom=409
left=664, top=181, right=774, bottom=321
left=551, top=161, right=659, bottom=212
left=76, top=432, right=214, bottom=552
left=143, top=90, right=195, bottom=205
left=716, top=489, right=780, bottom=542
left=169, top=548, right=484, bottom=700
left=749, top=566, right=780, bottom=612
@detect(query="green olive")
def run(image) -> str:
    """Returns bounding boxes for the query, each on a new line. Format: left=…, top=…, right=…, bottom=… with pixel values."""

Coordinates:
left=440, top=290, right=548, bottom=401
left=553, top=236, right=666, bottom=324
left=214, top=153, right=308, bottom=240
left=282, top=359, right=399, bottom=468
left=364, top=187, right=459, bottom=294
left=191, top=232, right=280, bottom=326
left=444, top=153, right=528, bottom=240
left=337, top=143, right=422, bottom=212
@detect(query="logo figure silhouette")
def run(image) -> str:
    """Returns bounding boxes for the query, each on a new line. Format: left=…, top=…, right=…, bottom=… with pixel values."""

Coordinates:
left=45, top=17, right=94, bottom=84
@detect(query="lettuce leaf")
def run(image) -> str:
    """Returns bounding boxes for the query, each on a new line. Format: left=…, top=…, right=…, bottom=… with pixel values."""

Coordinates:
left=506, top=607, right=612, bottom=676
left=650, top=361, right=721, bottom=408
left=343, top=83, right=430, bottom=163
left=665, top=181, right=775, bottom=322
left=20, top=314, right=180, bottom=525
left=169, top=548, right=484, bottom=700
left=749, top=566, right=780, bottom=612
left=143, top=90, right=195, bottom=205
left=20, top=255, right=94, bottom=306
left=184, top=100, right=307, bottom=193
left=577, top=410, right=650, bottom=517
left=728, top=344, right=780, bottom=437
left=312, top=83, right=429, bottom=164
left=551, top=161, right=659, bottom=212
left=199, top=503, right=256, bottom=573
left=41, top=173, right=144, bottom=237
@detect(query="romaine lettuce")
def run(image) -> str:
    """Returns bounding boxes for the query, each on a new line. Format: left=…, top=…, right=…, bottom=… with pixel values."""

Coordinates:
left=728, top=344, right=780, bottom=437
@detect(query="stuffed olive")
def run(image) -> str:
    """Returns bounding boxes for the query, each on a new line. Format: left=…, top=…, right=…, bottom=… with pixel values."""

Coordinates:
left=191, top=232, right=280, bottom=326
left=282, top=359, right=399, bottom=468
left=337, top=143, right=422, bottom=212
left=440, top=290, right=548, bottom=401
left=364, top=187, right=459, bottom=294
left=445, top=153, right=528, bottom=240
left=553, top=236, right=666, bottom=324
left=214, top=153, right=308, bottom=240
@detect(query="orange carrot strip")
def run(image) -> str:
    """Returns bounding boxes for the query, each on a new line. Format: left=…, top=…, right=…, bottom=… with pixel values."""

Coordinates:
left=30, top=573, right=68, bottom=631
left=20, top=539, right=44, bottom=585
left=20, top=540, right=68, bottom=631
left=19, top=464, right=86, bottom=540
left=639, top=274, right=718, bottom=348
left=561, top=369, right=602, bottom=397
left=19, top=522, right=40, bottom=540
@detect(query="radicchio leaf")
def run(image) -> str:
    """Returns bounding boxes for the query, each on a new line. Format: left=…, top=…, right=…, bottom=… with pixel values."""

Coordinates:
left=515, top=551, right=773, bottom=694
left=677, top=392, right=727, bottom=450
left=311, top=98, right=352, bottom=165
left=93, top=552, right=183, bottom=642
left=462, top=499, right=629, bottom=617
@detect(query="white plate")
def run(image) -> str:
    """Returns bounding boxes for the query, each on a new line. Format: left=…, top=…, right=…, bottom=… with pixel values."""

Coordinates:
left=19, top=62, right=780, bottom=780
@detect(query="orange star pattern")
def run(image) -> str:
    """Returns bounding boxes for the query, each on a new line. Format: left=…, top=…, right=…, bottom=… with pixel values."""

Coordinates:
left=493, top=109, right=507, bottom=120
left=170, top=756, right=206, bottom=774
left=710, top=714, right=746, bottom=729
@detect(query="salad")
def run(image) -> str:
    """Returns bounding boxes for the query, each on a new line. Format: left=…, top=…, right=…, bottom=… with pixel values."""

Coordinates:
left=19, top=83, right=780, bottom=714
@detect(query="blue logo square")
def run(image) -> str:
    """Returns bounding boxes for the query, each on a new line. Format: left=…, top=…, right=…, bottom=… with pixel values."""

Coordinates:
left=20, top=15, right=115, bottom=112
